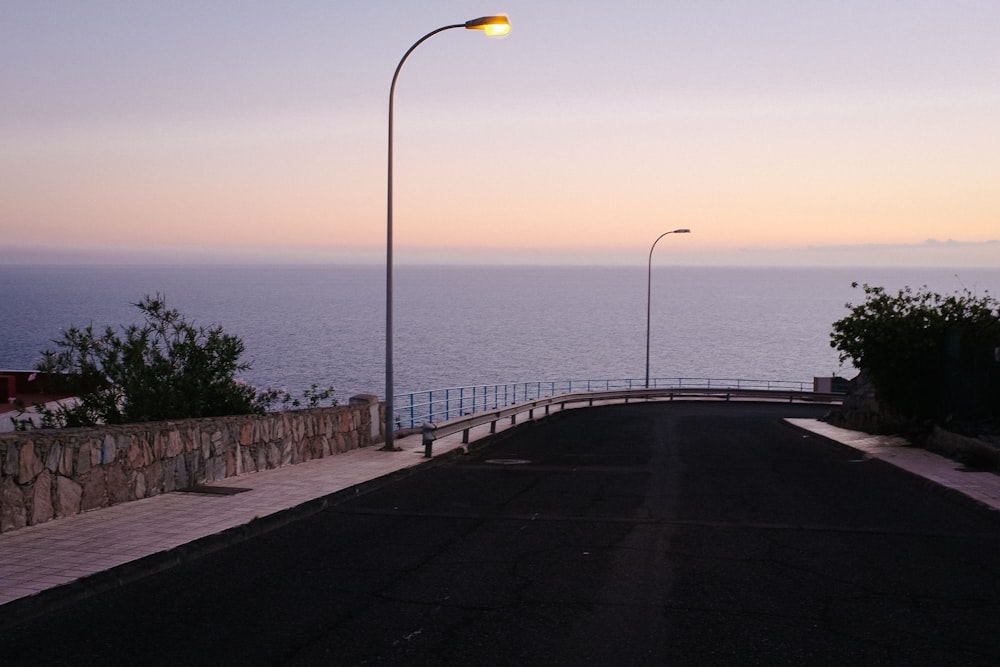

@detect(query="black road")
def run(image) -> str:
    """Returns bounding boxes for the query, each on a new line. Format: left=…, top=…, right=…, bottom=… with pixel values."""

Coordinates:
left=5, top=403, right=1000, bottom=665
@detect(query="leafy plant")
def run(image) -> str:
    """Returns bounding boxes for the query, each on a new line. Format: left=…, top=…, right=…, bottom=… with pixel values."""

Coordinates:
left=830, top=283, right=1000, bottom=422
left=11, top=294, right=337, bottom=429
left=254, top=384, right=338, bottom=410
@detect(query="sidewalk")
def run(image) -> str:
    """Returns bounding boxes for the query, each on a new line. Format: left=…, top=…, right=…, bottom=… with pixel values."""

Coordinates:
left=2, top=406, right=998, bottom=629
left=788, top=419, right=1000, bottom=512
left=0, top=419, right=493, bottom=628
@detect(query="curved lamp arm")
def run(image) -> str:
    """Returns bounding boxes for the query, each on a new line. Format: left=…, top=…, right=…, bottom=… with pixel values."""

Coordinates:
left=384, top=16, right=510, bottom=451
left=645, top=229, right=691, bottom=388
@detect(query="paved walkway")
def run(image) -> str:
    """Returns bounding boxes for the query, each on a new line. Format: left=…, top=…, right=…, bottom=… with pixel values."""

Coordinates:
left=788, top=418, right=1000, bottom=511
left=2, top=404, right=998, bottom=628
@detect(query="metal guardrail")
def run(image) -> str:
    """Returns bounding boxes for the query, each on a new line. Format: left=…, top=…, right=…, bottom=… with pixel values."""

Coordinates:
left=394, top=381, right=847, bottom=457
left=393, top=377, right=829, bottom=430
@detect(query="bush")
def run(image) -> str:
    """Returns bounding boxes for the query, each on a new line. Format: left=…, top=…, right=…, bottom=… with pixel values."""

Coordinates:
left=830, top=283, right=1000, bottom=423
left=14, top=294, right=335, bottom=429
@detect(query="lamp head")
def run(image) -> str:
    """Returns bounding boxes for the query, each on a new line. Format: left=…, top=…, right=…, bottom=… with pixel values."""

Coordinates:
left=672, top=229, right=691, bottom=234
left=465, top=15, right=511, bottom=36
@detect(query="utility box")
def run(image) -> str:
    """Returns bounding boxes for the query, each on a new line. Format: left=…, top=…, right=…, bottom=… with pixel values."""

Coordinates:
left=813, top=376, right=849, bottom=394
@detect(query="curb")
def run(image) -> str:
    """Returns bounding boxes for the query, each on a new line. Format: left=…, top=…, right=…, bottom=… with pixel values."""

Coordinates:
left=785, top=419, right=1000, bottom=520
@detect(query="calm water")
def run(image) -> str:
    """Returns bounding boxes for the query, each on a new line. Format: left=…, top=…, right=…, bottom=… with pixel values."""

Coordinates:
left=2, top=265, right=997, bottom=401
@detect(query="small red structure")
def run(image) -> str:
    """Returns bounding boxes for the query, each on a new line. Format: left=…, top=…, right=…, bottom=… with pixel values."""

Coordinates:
left=0, top=371, right=74, bottom=415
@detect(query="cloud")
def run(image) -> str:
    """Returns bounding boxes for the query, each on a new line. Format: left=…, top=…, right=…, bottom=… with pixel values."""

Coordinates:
left=730, top=238, right=1000, bottom=268
left=799, top=239, right=999, bottom=252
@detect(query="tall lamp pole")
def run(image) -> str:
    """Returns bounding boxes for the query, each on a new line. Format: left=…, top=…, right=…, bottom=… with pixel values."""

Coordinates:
left=645, top=229, right=691, bottom=388
left=384, top=16, right=510, bottom=451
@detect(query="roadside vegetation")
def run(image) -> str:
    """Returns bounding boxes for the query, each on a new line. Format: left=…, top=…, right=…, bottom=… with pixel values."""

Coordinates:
left=829, top=282, right=1000, bottom=468
left=11, top=294, right=335, bottom=430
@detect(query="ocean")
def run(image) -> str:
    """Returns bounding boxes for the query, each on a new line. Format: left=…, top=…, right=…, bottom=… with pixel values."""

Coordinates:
left=2, top=264, right=997, bottom=402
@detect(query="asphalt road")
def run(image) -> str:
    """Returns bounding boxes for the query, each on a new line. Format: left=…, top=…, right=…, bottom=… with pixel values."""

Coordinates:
left=6, top=402, right=1000, bottom=665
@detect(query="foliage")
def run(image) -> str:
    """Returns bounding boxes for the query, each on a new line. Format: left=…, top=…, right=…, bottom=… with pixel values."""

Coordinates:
left=254, top=384, right=338, bottom=411
left=12, top=295, right=337, bottom=430
left=830, top=283, right=1000, bottom=422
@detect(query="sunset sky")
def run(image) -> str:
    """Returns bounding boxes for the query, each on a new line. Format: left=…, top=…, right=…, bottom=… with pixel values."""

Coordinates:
left=2, top=1, right=998, bottom=267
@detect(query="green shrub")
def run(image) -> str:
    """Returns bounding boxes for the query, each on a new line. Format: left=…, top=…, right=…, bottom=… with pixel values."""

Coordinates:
left=830, top=283, right=1000, bottom=423
left=13, top=294, right=336, bottom=429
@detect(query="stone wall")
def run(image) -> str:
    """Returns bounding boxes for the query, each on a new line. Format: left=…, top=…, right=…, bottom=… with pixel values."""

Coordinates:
left=0, top=394, right=384, bottom=534
left=822, top=370, right=911, bottom=433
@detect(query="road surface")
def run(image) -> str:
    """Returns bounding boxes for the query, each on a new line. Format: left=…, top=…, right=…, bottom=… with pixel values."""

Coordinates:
left=6, top=402, right=1000, bottom=665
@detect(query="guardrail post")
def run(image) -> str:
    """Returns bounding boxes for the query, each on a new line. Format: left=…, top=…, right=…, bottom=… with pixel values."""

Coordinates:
left=422, top=422, right=437, bottom=458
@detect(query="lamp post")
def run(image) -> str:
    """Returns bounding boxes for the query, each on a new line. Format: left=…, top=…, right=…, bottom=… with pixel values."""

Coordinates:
left=383, top=16, right=510, bottom=451
left=645, top=229, right=691, bottom=389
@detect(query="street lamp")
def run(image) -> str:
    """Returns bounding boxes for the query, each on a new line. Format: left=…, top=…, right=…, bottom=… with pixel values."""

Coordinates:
left=384, top=16, right=510, bottom=451
left=645, top=229, right=691, bottom=389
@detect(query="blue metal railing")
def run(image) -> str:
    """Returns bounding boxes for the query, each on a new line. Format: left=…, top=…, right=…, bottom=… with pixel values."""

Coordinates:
left=392, top=377, right=821, bottom=430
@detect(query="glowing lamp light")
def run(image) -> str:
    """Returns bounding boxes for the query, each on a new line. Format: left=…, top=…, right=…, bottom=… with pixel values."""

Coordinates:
left=465, top=15, right=511, bottom=36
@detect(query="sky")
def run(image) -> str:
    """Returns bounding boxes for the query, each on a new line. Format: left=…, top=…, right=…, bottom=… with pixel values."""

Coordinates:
left=2, top=1, right=999, bottom=267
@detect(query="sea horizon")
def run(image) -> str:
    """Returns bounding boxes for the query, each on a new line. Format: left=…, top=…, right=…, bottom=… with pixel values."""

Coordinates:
left=3, top=264, right=998, bottom=402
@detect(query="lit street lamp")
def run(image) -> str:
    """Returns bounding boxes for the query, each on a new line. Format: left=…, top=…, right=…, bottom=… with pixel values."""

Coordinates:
left=645, top=229, right=691, bottom=389
left=384, top=16, right=511, bottom=451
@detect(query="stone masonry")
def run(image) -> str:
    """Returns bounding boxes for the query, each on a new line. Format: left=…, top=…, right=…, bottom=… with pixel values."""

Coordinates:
left=0, top=394, right=384, bottom=533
